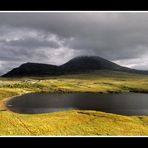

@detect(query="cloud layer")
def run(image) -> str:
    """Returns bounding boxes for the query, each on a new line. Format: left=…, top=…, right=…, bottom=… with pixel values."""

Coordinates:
left=0, top=12, right=148, bottom=74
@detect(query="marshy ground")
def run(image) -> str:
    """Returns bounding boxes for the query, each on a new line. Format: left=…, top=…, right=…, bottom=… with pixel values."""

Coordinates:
left=1, top=70, right=148, bottom=136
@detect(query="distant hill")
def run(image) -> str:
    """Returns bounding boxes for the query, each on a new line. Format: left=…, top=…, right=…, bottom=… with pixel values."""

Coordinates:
left=2, top=56, right=148, bottom=77
left=2, top=63, right=59, bottom=77
left=61, top=56, right=129, bottom=73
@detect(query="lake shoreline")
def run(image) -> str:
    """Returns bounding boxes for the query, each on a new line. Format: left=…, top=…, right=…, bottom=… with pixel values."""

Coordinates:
left=1, top=88, right=148, bottom=115
left=5, top=91, right=148, bottom=116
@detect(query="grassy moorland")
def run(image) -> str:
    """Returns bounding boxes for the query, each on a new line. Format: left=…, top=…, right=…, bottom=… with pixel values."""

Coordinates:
left=1, top=70, right=148, bottom=135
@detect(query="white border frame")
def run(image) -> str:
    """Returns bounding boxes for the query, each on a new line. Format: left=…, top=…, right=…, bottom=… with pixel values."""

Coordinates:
left=0, top=10, right=147, bottom=138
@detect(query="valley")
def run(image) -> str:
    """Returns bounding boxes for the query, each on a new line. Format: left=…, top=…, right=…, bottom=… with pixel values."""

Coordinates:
left=1, top=70, right=148, bottom=135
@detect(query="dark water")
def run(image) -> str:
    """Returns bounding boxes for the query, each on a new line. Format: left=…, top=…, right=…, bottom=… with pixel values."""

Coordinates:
left=6, top=93, right=148, bottom=115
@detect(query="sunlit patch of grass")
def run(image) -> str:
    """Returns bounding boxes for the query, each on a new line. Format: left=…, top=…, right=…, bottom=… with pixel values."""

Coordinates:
left=0, top=88, right=26, bottom=101
left=1, top=70, right=148, bottom=135
left=1, top=110, right=148, bottom=136
left=1, top=70, right=148, bottom=95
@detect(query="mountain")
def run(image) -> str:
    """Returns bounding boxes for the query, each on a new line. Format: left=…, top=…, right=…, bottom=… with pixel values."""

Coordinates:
left=2, top=62, right=59, bottom=77
left=2, top=56, right=148, bottom=77
left=61, top=56, right=129, bottom=73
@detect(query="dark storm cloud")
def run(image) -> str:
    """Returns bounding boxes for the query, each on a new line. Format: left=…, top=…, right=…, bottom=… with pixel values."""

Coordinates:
left=0, top=12, right=148, bottom=74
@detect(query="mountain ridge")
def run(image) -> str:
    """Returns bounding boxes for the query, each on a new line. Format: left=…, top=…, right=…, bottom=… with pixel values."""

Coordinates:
left=2, top=56, right=148, bottom=77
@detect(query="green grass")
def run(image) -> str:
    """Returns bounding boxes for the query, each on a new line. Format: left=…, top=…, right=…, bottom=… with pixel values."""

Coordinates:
left=1, top=70, right=148, bottom=135
left=2, top=70, right=148, bottom=95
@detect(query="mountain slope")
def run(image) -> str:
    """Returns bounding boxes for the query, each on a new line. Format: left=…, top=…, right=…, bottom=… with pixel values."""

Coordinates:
left=2, top=62, right=59, bottom=77
left=61, top=56, right=130, bottom=73
left=2, top=56, right=148, bottom=77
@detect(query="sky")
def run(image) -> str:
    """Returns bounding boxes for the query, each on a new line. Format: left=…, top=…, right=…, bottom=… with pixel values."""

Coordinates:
left=0, top=11, right=148, bottom=74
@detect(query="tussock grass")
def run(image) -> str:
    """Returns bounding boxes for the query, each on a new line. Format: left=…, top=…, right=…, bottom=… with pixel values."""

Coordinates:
left=1, top=110, right=148, bottom=136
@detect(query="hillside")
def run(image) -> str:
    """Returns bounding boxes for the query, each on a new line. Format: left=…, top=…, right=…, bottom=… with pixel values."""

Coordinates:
left=2, top=62, right=59, bottom=77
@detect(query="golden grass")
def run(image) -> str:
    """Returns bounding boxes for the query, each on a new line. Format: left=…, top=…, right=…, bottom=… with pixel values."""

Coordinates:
left=1, top=110, right=148, bottom=136
left=1, top=70, right=148, bottom=136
